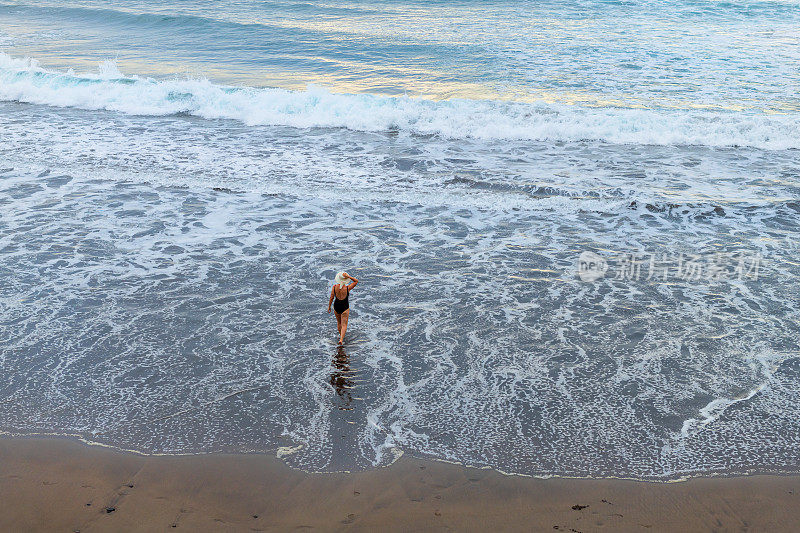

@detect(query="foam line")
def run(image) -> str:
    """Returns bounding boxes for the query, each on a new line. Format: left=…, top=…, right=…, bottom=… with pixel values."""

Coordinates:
left=1, top=53, right=798, bottom=149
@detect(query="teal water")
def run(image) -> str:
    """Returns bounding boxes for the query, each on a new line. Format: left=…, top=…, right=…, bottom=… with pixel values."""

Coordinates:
left=0, top=0, right=798, bottom=479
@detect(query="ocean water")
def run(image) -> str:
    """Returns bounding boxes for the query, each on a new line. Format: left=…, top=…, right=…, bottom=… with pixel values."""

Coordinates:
left=1, top=0, right=799, bottom=480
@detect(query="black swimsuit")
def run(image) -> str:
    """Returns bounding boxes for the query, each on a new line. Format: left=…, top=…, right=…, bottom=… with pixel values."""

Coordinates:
left=333, top=285, right=349, bottom=313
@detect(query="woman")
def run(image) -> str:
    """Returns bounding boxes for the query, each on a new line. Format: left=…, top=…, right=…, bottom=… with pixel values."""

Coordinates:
left=327, top=271, right=359, bottom=345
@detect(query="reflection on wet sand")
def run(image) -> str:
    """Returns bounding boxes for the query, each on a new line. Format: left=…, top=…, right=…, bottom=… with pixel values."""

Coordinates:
left=330, top=346, right=356, bottom=410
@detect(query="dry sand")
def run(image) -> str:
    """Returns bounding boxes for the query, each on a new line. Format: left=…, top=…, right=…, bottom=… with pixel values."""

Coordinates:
left=0, top=436, right=798, bottom=532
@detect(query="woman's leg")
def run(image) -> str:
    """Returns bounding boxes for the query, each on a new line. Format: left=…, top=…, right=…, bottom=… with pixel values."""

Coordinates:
left=339, top=309, right=350, bottom=344
left=335, top=310, right=342, bottom=334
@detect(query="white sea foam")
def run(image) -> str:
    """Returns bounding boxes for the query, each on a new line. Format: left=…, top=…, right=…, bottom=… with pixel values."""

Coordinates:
left=1, top=42, right=799, bottom=481
left=0, top=158, right=798, bottom=479
left=1, top=53, right=799, bottom=150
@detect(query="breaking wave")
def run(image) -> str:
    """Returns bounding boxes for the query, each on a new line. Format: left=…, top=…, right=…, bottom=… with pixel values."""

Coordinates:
left=1, top=53, right=799, bottom=150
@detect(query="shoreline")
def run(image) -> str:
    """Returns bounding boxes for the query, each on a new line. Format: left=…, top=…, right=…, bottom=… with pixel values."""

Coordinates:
left=4, top=430, right=796, bottom=483
left=1, top=436, right=798, bottom=531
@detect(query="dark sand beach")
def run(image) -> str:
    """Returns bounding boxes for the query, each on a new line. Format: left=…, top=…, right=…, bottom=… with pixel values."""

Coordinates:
left=1, top=437, right=798, bottom=532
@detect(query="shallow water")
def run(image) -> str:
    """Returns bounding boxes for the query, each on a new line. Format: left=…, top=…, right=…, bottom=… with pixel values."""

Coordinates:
left=0, top=0, right=799, bottom=479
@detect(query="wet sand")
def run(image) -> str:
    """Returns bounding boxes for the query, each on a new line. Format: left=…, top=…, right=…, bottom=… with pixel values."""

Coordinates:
left=0, top=437, right=798, bottom=532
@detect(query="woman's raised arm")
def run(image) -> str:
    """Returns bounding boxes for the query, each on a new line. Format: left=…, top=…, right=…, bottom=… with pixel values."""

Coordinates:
left=344, top=272, right=359, bottom=289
